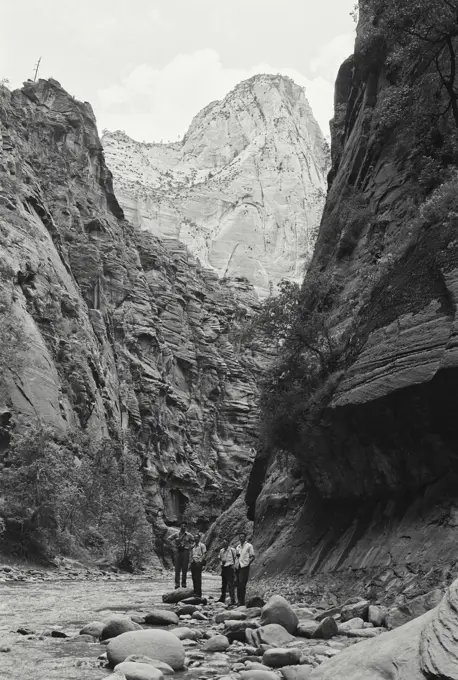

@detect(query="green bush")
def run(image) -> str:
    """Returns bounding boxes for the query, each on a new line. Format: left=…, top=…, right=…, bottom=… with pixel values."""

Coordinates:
left=0, top=423, right=153, bottom=567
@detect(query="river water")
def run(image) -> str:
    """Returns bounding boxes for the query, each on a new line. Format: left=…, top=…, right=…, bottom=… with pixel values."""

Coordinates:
left=0, top=573, right=221, bottom=680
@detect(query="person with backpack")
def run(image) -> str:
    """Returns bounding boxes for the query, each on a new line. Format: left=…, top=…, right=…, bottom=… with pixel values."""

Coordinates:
left=235, top=531, right=255, bottom=605
left=190, top=532, right=207, bottom=597
left=217, top=537, right=237, bottom=605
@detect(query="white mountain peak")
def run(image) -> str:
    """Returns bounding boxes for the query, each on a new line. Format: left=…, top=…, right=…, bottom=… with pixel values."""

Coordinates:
left=103, top=73, right=329, bottom=297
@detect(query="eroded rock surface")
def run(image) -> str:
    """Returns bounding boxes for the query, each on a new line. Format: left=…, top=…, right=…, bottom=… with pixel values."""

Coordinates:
left=103, top=74, right=329, bottom=298
left=0, top=78, right=264, bottom=551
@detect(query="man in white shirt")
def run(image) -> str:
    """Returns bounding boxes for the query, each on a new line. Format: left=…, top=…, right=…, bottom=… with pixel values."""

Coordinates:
left=190, top=532, right=207, bottom=597
left=235, top=532, right=255, bottom=605
left=217, top=538, right=237, bottom=604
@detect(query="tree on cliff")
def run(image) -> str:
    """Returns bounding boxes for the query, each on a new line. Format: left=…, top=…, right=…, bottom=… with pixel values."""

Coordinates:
left=369, top=0, right=458, bottom=129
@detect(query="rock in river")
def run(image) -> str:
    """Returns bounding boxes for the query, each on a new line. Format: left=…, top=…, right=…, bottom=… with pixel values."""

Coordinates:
left=102, top=617, right=143, bottom=640
left=144, top=610, right=179, bottom=626
left=107, top=629, right=185, bottom=669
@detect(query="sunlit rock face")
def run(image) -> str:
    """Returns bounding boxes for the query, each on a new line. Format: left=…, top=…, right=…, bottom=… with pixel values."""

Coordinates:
left=0, top=78, right=266, bottom=552
left=103, top=74, right=329, bottom=298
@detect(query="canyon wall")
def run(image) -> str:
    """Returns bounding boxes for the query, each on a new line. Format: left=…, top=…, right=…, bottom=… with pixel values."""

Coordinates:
left=0, top=79, right=265, bottom=554
left=103, top=74, right=328, bottom=298
left=249, top=2, right=458, bottom=599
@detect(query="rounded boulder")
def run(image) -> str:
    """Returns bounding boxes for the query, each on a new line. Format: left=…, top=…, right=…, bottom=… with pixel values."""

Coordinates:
left=260, top=596, right=298, bottom=634
left=107, top=629, right=186, bottom=670
left=262, top=648, right=302, bottom=668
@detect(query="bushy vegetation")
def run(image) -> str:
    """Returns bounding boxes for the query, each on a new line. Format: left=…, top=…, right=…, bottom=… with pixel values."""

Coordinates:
left=248, top=275, right=342, bottom=452
left=0, top=423, right=152, bottom=568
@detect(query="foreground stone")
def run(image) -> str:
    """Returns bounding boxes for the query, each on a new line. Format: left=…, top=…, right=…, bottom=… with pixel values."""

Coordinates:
left=260, top=595, right=299, bottom=634
left=102, top=617, right=142, bottom=640
left=162, top=589, right=194, bottom=604
left=107, top=630, right=185, bottom=669
left=171, top=627, right=199, bottom=641
left=114, top=661, right=164, bottom=680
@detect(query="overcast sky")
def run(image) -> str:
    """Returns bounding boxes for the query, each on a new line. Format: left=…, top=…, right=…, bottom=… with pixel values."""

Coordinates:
left=2, top=0, right=355, bottom=142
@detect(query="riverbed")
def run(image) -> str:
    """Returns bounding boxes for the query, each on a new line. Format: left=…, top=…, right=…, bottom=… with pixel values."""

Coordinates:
left=0, top=572, right=221, bottom=680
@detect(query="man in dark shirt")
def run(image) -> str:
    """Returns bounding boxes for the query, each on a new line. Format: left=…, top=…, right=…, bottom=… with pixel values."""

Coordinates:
left=172, top=521, right=194, bottom=589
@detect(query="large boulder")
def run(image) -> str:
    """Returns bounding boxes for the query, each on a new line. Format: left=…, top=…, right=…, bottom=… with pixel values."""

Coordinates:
left=101, top=617, right=143, bottom=640
left=247, top=623, right=296, bottom=647
left=385, top=589, right=443, bottom=630
left=107, top=630, right=186, bottom=670
left=162, top=588, right=194, bottom=604
left=113, top=662, right=164, bottom=680
left=260, top=596, right=299, bottom=634
left=144, top=610, right=179, bottom=626
left=262, top=648, right=302, bottom=668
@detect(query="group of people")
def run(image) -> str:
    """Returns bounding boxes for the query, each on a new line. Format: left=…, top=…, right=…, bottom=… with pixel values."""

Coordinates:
left=172, top=521, right=255, bottom=606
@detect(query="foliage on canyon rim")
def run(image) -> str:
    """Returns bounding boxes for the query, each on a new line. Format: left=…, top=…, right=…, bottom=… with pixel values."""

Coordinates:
left=252, top=275, right=340, bottom=451
left=0, top=423, right=152, bottom=568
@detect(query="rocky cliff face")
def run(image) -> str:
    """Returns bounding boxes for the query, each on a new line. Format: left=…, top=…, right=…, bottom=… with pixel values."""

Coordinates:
left=102, top=74, right=328, bottom=298
left=0, top=79, right=263, bottom=554
left=248, top=3, right=458, bottom=598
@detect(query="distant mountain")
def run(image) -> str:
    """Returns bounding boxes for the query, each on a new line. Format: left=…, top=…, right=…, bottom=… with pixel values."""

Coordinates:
left=103, top=74, right=329, bottom=298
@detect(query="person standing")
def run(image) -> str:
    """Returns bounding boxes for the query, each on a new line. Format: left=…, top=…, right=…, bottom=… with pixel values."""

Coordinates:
left=235, top=532, right=255, bottom=605
left=217, top=538, right=236, bottom=605
left=173, top=521, right=194, bottom=589
left=190, top=532, right=207, bottom=597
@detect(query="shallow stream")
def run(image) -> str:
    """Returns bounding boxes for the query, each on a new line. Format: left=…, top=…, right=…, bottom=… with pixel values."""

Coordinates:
left=0, top=572, right=221, bottom=680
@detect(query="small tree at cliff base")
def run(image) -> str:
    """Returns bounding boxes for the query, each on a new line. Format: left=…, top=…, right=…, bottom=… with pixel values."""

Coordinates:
left=0, top=423, right=153, bottom=566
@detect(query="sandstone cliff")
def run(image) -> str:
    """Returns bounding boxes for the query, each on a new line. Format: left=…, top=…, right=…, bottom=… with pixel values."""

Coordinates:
left=0, top=78, right=263, bottom=555
left=248, top=1, right=458, bottom=599
left=102, top=74, right=328, bottom=298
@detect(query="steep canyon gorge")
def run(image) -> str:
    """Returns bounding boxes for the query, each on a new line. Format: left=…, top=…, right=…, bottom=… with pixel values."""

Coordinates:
left=0, top=73, right=326, bottom=563
left=248, top=0, right=458, bottom=603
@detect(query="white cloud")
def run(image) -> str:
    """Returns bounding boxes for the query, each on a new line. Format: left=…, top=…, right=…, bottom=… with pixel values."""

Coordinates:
left=96, top=36, right=354, bottom=143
